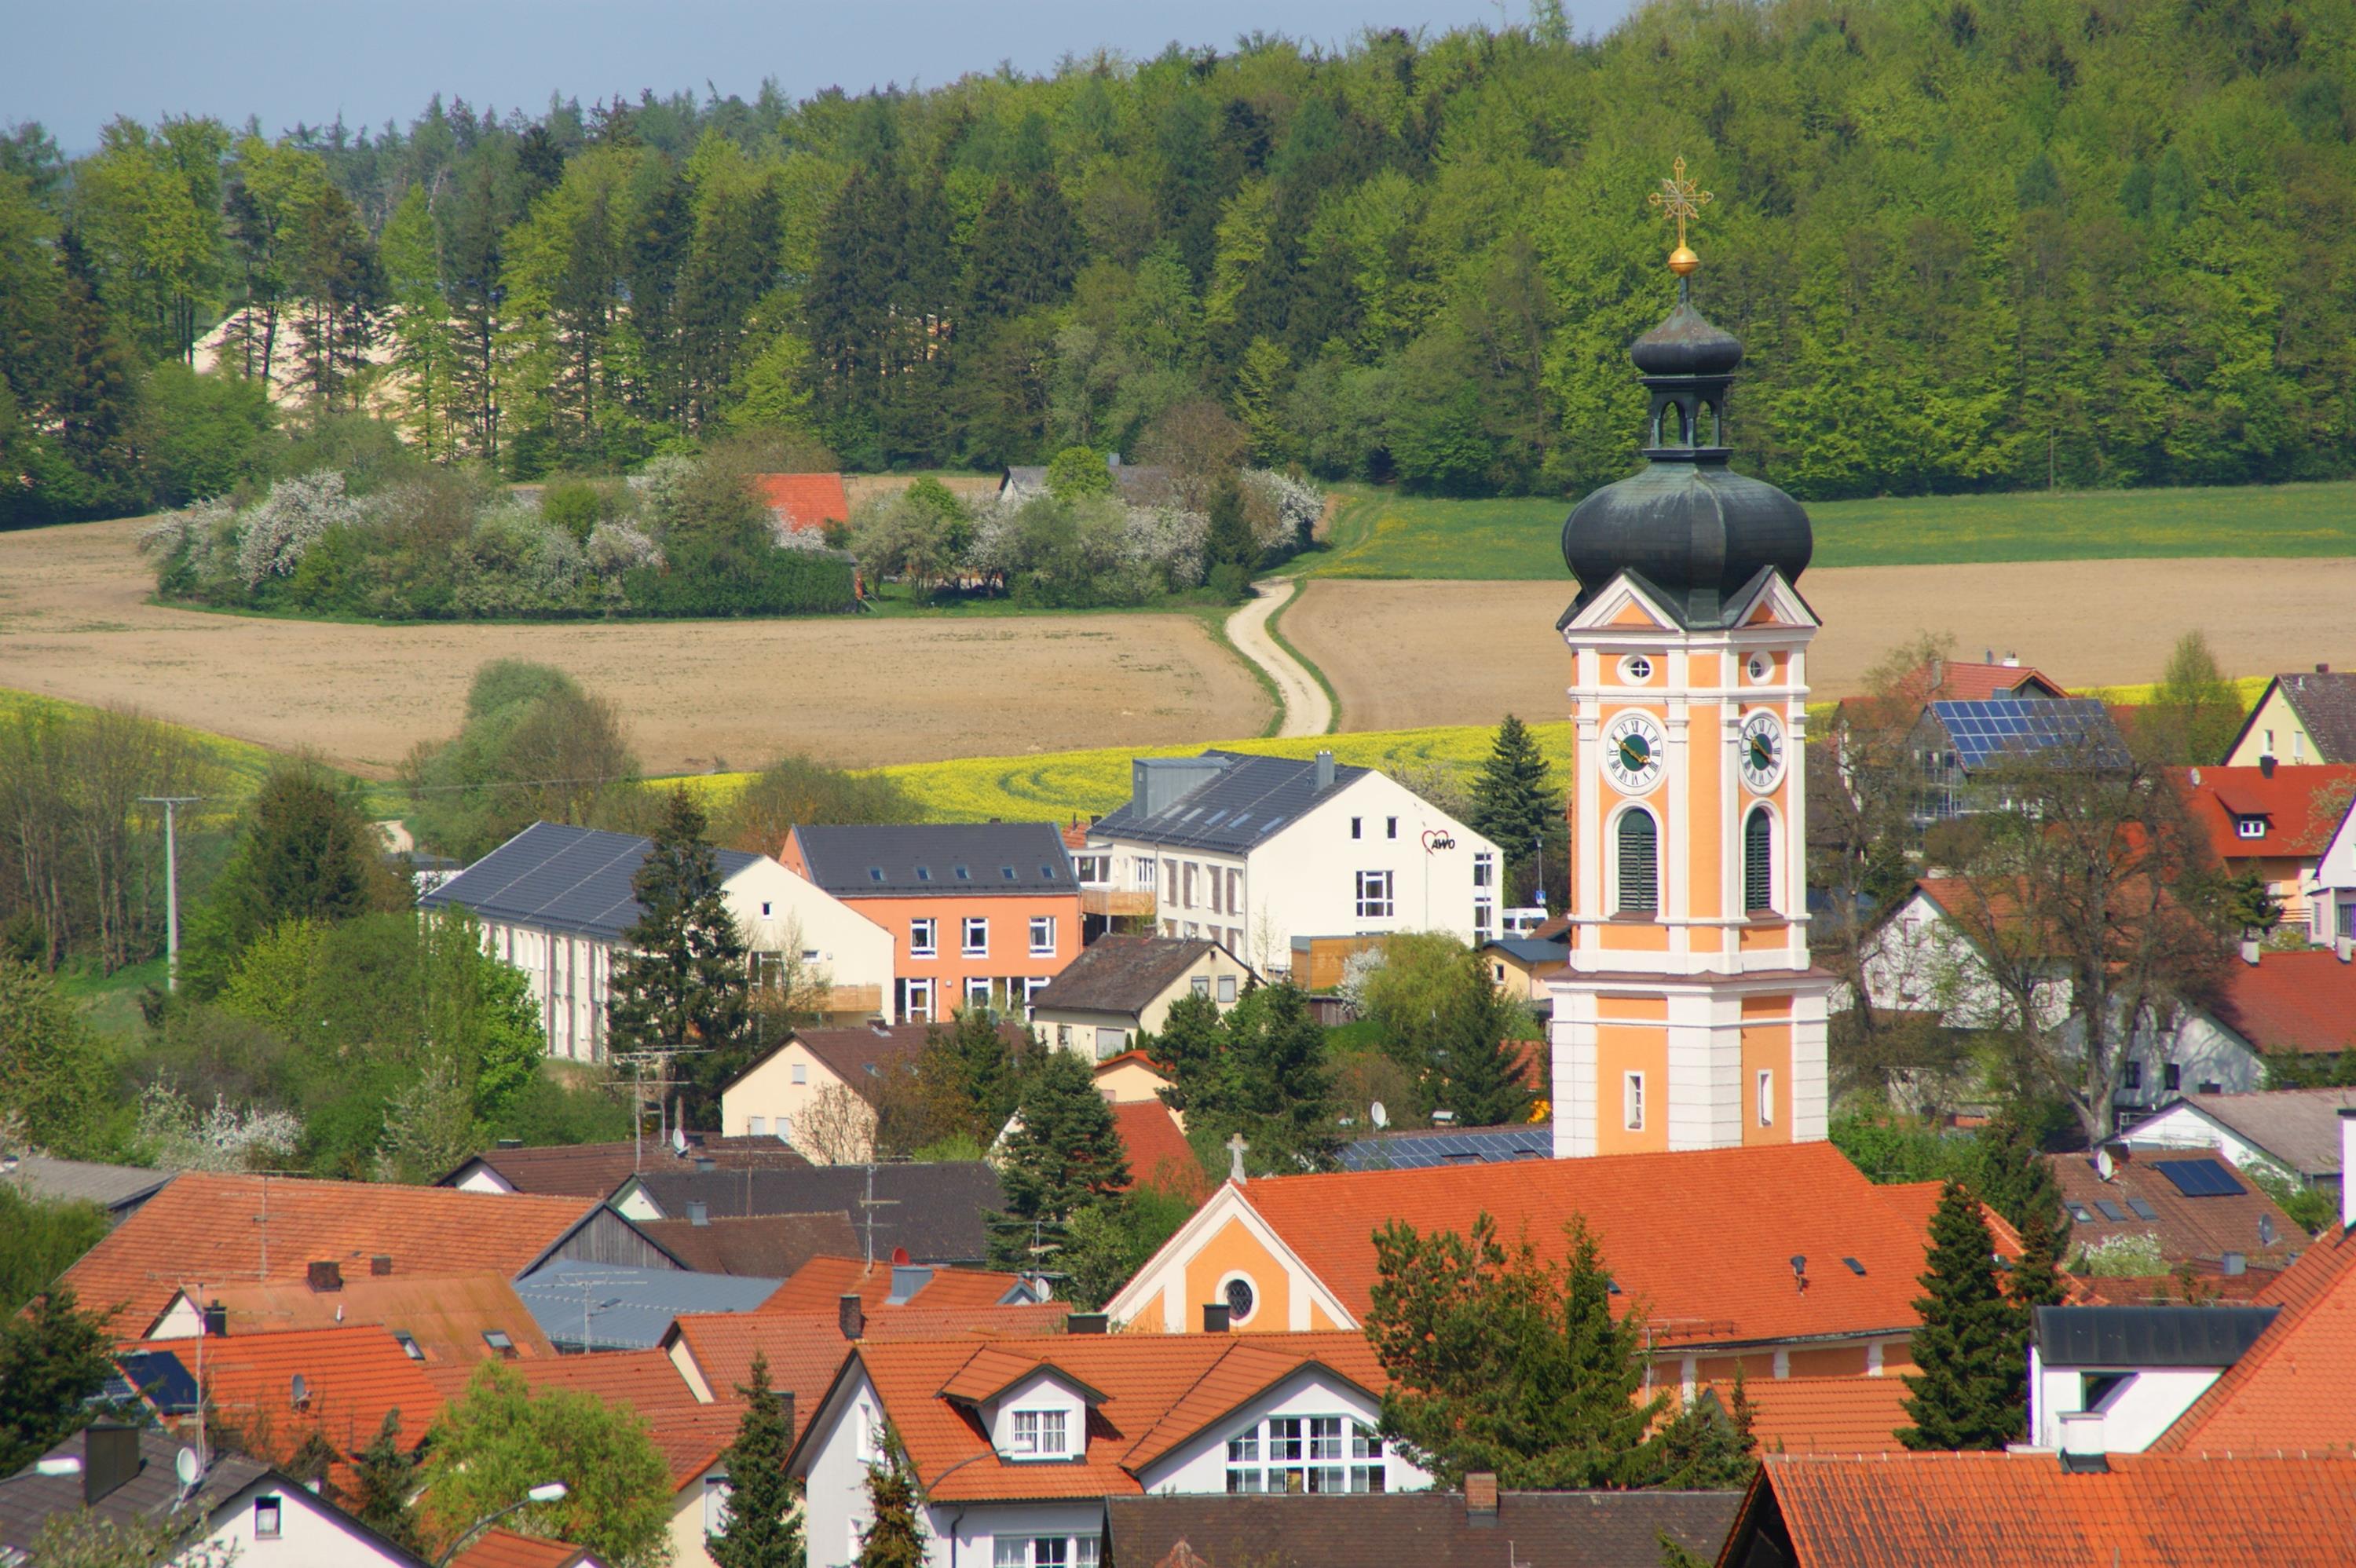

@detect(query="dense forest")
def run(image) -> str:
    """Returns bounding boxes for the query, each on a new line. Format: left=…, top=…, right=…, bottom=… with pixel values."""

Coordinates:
left=2, top=0, right=2351, bottom=527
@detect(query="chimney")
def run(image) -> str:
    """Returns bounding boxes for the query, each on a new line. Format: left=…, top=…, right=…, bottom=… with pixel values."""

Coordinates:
left=687, top=1200, right=709, bottom=1227
left=1984, top=648, right=1995, bottom=664
left=1067, top=1312, right=1110, bottom=1336
left=2003, top=651, right=2020, bottom=667
left=371, top=1255, right=393, bottom=1277
left=306, top=1260, right=342, bottom=1293
left=201, top=1301, right=228, bottom=1337
left=2221, top=1251, right=2248, bottom=1276
left=2240, top=935, right=2262, bottom=967
left=2260, top=754, right=2277, bottom=778
left=1314, top=750, right=1336, bottom=791
left=82, top=1424, right=141, bottom=1506
left=2058, top=1411, right=2109, bottom=1472
left=839, top=1292, right=865, bottom=1341
left=2319, top=663, right=2332, bottom=674
left=1464, top=1472, right=1499, bottom=1525
left=2340, top=1109, right=2356, bottom=1231
left=1202, top=1302, right=1231, bottom=1333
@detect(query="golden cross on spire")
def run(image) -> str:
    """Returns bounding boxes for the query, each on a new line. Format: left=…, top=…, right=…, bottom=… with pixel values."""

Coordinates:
left=1648, top=155, right=1713, bottom=276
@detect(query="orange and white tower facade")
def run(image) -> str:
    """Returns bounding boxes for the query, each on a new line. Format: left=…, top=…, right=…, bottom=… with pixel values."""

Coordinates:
left=1546, top=162, right=1832, bottom=1159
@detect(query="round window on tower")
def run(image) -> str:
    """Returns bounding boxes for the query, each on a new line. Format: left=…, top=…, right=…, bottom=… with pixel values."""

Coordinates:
left=1747, top=653, right=1772, bottom=685
left=1223, top=1274, right=1257, bottom=1325
left=1621, top=654, right=1654, bottom=684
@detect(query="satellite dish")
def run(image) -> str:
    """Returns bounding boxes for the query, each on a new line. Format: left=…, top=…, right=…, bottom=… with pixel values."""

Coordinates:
left=2096, top=1148, right=2116, bottom=1182
left=1370, top=1102, right=1389, bottom=1130
left=891, top=1246, right=910, bottom=1266
left=290, top=1373, right=309, bottom=1408
left=174, top=1447, right=202, bottom=1491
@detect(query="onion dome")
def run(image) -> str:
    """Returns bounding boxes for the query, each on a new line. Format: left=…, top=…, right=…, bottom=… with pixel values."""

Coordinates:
left=1560, top=162, right=1811, bottom=629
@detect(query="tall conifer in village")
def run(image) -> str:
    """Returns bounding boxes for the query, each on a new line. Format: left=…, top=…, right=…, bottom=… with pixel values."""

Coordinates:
left=708, top=1353, right=801, bottom=1568
left=1900, top=1181, right=2027, bottom=1450
left=606, top=788, right=750, bottom=1118
left=856, top=1433, right=924, bottom=1568
left=1470, top=715, right=1556, bottom=869
left=1974, top=1113, right=2068, bottom=1311
left=988, top=1049, right=1131, bottom=1270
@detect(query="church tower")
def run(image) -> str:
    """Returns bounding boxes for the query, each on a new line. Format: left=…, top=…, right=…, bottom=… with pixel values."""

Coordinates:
left=1546, top=161, right=1831, bottom=1158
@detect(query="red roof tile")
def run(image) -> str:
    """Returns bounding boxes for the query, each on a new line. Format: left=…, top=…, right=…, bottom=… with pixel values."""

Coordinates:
left=846, top=1332, right=1387, bottom=1503
left=750, top=473, right=850, bottom=532
left=1697, top=1376, right=1910, bottom=1456
left=1234, top=1142, right=1935, bottom=1347
left=2047, top=1151, right=2303, bottom=1271
left=2149, top=1223, right=2356, bottom=1454
left=1748, top=1451, right=2356, bottom=1567
left=1112, top=1101, right=1208, bottom=1200
left=448, top=1528, right=599, bottom=1568
left=156, top=1272, right=554, bottom=1365
left=130, top=1325, right=444, bottom=1481
left=2208, top=950, right=2356, bottom=1056
left=1901, top=657, right=2072, bottom=703
left=429, top=1348, right=728, bottom=1489
left=2173, top=764, right=2356, bottom=863
left=61, top=1173, right=600, bottom=1338
left=757, top=1255, right=1041, bottom=1314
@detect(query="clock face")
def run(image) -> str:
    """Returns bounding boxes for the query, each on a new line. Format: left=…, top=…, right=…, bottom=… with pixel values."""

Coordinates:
left=1603, top=711, right=1667, bottom=795
left=1740, top=710, right=1787, bottom=793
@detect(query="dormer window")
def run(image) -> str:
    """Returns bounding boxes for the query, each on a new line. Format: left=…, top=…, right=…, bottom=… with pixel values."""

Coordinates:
left=2236, top=815, right=2266, bottom=839
left=1011, top=1409, right=1067, bottom=1457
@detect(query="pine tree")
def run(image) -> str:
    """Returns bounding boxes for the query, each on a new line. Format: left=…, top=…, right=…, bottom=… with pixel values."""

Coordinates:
left=607, top=788, right=751, bottom=1123
left=1141, top=989, right=1224, bottom=1114
left=1900, top=1181, right=2027, bottom=1450
left=988, top=1049, right=1130, bottom=1270
left=346, top=1411, right=422, bottom=1553
left=0, top=1290, right=113, bottom=1474
left=1644, top=1369, right=1758, bottom=1489
left=709, top=1353, right=801, bottom=1568
left=1206, top=981, right=1341, bottom=1172
left=1202, top=477, right=1257, bottom=589
left=856, top=1434, right=924, bottom=1568
left=1365, top=1213, right=1661, bottom=1489
left=1972, top=1113, right=2067, bottom=1311
left=1431, top=946, right=1537, bottom=1128
left=1469, top=715, right=1556, bottom=867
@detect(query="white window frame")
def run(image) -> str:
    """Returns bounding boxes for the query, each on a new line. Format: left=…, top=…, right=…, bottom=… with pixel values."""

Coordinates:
left=1217, top=974, right=1238, bottom=1004
left=1473, top=850, right=1495, bottom=889
left=963, top=916, right=989, bottom=957
left=909, top=918, right=937, bottom=958
left=790, top=1060, right=807, bottom=1085
left=748, top=1115, right=767, bottom=1136
left=1010, top=1408, right=1069, bottom=1457
left=1625, top=1071, right=1645, bottom=1131
left=966, top=976, right=993, bottom=1010
left=1029, top=915, right=1055, bottom=956
left=703, top=1475, right=732, bottom=1534
left=1757, top=1069, right=1774, bottom=1128
left=1355, top=869, right=1396, bottom=919
left=904, top=978, right=933, bottom=1024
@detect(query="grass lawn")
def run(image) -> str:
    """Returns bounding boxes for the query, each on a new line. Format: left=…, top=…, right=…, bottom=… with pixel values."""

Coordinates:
left=55, top=954, right=166, bottom=1044
left=1294, top=479, right=2356, bottom=580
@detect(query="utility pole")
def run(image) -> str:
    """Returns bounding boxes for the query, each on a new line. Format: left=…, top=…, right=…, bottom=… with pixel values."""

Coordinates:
left=140, top=796, right=200, bottom=992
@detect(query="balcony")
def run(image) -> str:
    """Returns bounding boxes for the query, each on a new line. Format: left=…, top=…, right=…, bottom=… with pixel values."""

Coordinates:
left=1081, top=886, right=1157, bottom=918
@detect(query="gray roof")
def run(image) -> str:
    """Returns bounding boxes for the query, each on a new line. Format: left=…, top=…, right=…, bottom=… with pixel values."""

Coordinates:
left=2263, top=670, right=2356, bottom=762
left=1092, top=751, right=1369, bottom=853
left=419, top=821, right=762, bottom=943
left=624, top=1161, right=1004, bottom=1265
left=1483, top=936, right=1571, bottom=967
left=0, top=1427, right=323, bottom=1563
left=1107, top=1489, right=1742, bottom=1568
left=515, top=1259, right=783, bottom=1351
left=1340, top=1124, right=1557, bottom=1171
left=3, top=1155, right=170, bottom=1213
left=2032, top=1303, right=2280, bottom=1369
left=2133, top=1087, right=2356, bottom=1178
left=1030, top=936, right=1224, bottom=1017
left=790, top=823, right=1074, bottom=897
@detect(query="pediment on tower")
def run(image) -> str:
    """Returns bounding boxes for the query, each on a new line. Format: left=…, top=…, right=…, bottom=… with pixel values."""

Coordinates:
left=1725, top=565, right=1820, bottom=631
left=1556, top=571, right=1682, bottom=635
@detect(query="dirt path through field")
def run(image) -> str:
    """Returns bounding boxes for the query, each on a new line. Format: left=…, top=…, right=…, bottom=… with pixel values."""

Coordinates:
left=0, top=517, right=1271, bottom=776
left=1284, top=560, right=2356, bottom=732
left=1226, top=578, right=1333, bottom=738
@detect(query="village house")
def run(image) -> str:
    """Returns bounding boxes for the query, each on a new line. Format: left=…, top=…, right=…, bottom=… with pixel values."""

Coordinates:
left=2119, top=1085, right=2356, bottom=1197
left=145, top=1270, right=555, bottom=1365
left=2045, top=1146, right=2303, bottom=1278
left=1027, top=934, right=1255, bottom=1062
left=778, top=823, right=1081, bottom=1022
left=1094, top=1049, right=1175, bottom=1104
left=609, top=1160, right=1005, bottom=1266
left=1906, top=696, right=2131, bottom=821
left=2224, top=665, right=2356, bottom=766
left=511, top=1260, right=785, bottom=1352
left=438, top=1135, right=812, bottom=1200
left=1106, top=1141, right=1959, bottom=1398
left=2172, top=760, right=2356, bottom=941
left=751, top=472, right=851, bottom=538
left=999, top=453, right=1176, bottom=506
left=788, top=1329, right=1423, bottom=1568
left=718, top=1021, right=1023, bottom=1160
left=1083, top=751, right=1502, bottom=975
left=422, top=821, right=894, bottom=1058
left=1, top=1424, right=435, bottom=1568
left=1860, top=877, right=2356, bottom=1122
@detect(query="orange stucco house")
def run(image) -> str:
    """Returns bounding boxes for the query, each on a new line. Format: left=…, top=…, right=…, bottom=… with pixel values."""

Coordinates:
left=778, top=824, right=1082, bottom=1022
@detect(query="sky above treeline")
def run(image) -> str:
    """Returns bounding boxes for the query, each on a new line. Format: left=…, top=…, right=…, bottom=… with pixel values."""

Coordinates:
left=7, top=0, right=1639, bottom=152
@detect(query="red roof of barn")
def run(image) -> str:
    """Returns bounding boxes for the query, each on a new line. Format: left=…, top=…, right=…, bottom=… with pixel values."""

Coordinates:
left=751, top=473, right=850, bottom=532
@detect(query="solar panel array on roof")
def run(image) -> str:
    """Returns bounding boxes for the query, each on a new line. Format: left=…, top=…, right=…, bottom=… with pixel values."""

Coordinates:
left=421, top=821, right=763, bottom=943
left=1928, top=697, right=2131, bottom=771
left=2153, top=1157, right=2244, bottom=1197
left=1337, top=1126, right=1553, bottom=1171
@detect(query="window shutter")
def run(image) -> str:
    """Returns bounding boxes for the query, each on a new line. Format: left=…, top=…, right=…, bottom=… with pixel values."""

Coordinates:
left=1745, top=810, right=1773, bottom=912
left=1616, top=812, right=1658, bottom=913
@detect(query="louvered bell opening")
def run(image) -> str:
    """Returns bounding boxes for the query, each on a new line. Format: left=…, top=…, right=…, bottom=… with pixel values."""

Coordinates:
left=1744, top=808, right=1773, bottom=913
left=1616, top=811, right=1659, bottom=915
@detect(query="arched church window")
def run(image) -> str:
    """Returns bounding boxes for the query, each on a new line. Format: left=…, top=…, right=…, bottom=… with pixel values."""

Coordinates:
left=1744, top=807, right=1774, bottom=913
left=1616, top=810, right=1659, bottom=915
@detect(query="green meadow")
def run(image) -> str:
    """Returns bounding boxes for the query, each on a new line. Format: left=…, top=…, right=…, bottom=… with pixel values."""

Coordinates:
left=1296, top=479, right=2356, bottom=581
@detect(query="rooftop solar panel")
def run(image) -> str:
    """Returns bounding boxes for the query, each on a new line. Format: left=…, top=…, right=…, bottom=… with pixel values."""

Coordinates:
left=1337, top=1127, right=1554, bottom=1171
left=2153, top=1157, right=2244, bottom=1198
left=1928, top=698, right=2131, bottom=772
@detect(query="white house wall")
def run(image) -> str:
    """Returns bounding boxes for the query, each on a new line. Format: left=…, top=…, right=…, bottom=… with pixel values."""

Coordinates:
left=1132, top=1367, right=1431, bottom=1496
left=729, top=860, right=896, bottom=1017
left=2028, top=1347, right=2220, bottom=1453
left=202, top=1476, right=415, bottom=1567
left=803, top=1370, right=890, bottom=1568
